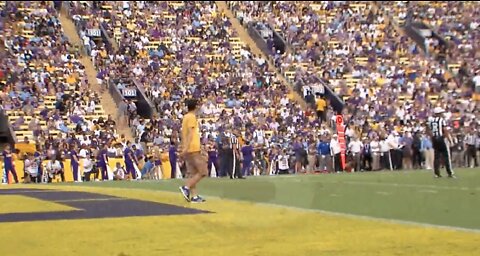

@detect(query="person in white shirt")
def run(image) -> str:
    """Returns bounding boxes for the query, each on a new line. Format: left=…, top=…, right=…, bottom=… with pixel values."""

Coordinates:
left=387, top=132, right=402, bottom=170
left=78, top=145, right=90, bottom=158
left=44, top=158, right=65, bottom=183
left=24, top=153, right=40, bottom=183
left=276, top=149, right=290, bottom=175
left=348, top=137, right=363, bottom=172
left=253, top=129, right=265, bottom=146
left=83, top=155, right=99, bottom=182
left=370, top=137, right=381, bottom=171
left=113, top=162, right=126, bottom=180
left=330, top=134, right=343, bottom=173
left=380, top=137, right=392, bottom=170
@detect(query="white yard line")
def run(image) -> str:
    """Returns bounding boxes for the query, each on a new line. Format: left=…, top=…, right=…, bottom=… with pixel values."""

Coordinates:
left=375, top=191, right=391, bottom=196
left=337, top=180, right=477, bottom=192
left=153, top=189, right=480, bottom=234
left=418, top=189, right=439, bottom=194
left=283, top=178, right=478, bottom=192
left=252, top=200, right=480, bottom=235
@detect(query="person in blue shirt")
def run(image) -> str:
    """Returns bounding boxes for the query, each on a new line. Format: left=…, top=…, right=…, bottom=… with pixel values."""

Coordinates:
left=2, top=145, right=18, bottom=184
left=169, top=141, right=178, bottom=178
left=241, top=141, right=254, bottom=176
left=317, top=136, right=331, bottom=172
left=293, top=137, right=304, bottom=173
left=216, top=128, right=228, bottom=177
left=123, top=141, right=136, bottom=179
left=70, top=145, right=80, bottom=182
left=97, top=144, right=109, bottom=180
left=420, top=134, right=434, bottom=170
left=141, top=157, right=155, bottom=178
left=207, top=139, right=219, bottom=177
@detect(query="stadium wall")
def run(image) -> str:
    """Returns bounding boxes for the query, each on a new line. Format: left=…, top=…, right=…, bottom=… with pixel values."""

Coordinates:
left=246, top=22, right=286, bottom=55
left=0, top=153, right=174, bottom=182
left=132, top=79, right=155, bottom=119
left=0, top=111, right=16, bottom=145
left=107, top=78, right=154, bottom=119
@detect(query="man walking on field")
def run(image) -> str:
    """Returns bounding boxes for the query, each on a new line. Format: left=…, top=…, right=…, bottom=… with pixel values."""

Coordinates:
left=179, top=99, right=207, bottom=203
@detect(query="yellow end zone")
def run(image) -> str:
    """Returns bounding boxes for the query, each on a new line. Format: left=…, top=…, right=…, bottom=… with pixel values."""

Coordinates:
left=0, top=194, right=77, bottom=214
left=0, top=184, right=479, bottom=256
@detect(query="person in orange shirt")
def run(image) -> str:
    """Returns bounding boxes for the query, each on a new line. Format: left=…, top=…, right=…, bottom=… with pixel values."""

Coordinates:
left=316, top=96, right=327, bottom=123
left=179, top=99, right=207, bottom=203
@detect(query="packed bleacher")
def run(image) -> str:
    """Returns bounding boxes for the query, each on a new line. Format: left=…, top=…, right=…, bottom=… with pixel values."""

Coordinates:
left=1, top=1, right=114, bottom=143
left=0, top=1, right=134, bottom=183
left=229, top=1, right=476, bottom=133
left=71, top=1, right=329, bottom=151
left=381, top=1, right=480, bottom=88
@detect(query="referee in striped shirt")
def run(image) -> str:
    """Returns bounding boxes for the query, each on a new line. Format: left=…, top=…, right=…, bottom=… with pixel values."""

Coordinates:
left=427, top=107, right=456, bottom=178
left=229, top=130, right=245, bottom=179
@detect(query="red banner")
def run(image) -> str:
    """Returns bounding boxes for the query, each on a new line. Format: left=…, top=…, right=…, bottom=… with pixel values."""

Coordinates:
left=336, top=115, right=347, bottom=171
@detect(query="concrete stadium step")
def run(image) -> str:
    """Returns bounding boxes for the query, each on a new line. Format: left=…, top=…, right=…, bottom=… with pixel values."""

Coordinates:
left=57, top=11, right=134, bottom=142
left=215, top=1, right=308, bottom=110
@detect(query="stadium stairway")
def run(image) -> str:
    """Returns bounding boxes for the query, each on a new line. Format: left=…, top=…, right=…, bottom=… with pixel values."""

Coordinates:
left=216, top=1, right=309, bottom=110
left=57, top=13, right=134, bottom=141
left=370, top=1, right=457, bottom=83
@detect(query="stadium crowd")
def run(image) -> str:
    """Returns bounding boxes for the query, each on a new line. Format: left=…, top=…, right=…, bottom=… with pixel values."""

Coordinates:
left=382, top=1, right=480, bottom=91
left=1, top=1, right=479, bottom=185
left=0, top=1, right=136, bottom=184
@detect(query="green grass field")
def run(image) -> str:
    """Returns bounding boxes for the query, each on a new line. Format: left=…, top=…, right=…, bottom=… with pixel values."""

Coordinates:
left=1, top=168, right=479, bottom=256
left=71, top=168, right=480, bottom=230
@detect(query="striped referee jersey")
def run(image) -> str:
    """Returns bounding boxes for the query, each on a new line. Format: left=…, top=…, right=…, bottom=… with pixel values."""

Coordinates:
left=428, top=116, right=446, bottom=138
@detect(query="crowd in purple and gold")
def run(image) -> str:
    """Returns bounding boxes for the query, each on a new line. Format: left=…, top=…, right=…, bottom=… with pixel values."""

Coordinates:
left=1, top=2, right=480, bottom=185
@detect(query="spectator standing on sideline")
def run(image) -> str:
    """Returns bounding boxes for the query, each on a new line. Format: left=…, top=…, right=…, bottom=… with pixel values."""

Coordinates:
left=169, top=141, right=178, bottom=178
left=330, top=134, right=342, bottom=173
left=241, top=141, right=254, bottom=177
left=421, top=133, right=434, bottom=170
left=370, top=137, right=381, bottom=171
left=362, top=138, right=372, bottom=171
left=348, top=136, right=363, bottom=172
left=317, top=136, right=331, bottom=172
left=465, top=128, right=478, bottom=168
left=2, top=145, right=18, bottom=184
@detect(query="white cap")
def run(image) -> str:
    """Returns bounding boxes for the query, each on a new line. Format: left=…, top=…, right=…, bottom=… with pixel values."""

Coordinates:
left=433, top=107, right=445, bottom=114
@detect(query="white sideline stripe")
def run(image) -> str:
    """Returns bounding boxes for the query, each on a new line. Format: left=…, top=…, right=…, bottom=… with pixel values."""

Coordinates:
left=338, top=181, right=478, bottom=192
left=250, top=200, right=480, bottom=235
left=329, top=193, right=340, bottom=197
left=155, top=190, right=480, bottom=234
left=418, top=189, right=438, bottom=194
left=375, top=191, right=391, bottom=196
left=283, top=178, right=479, bottom=192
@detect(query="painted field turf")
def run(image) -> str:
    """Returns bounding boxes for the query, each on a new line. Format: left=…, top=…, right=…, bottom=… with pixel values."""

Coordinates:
left=0, top=169, right=477, bottom=256
left=0, top=194, right=76, bottom=214
left=74, top=168, right=480, bottom=229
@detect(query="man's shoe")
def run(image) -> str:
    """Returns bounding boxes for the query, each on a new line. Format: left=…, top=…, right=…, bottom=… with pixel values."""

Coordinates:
left=434, top=174, right=442, bottom=178
left=191, top=195, right=206, bottom=203
left=448, top=175, right=457, bottom=179
left=179, top=186, right=191, bottom=202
